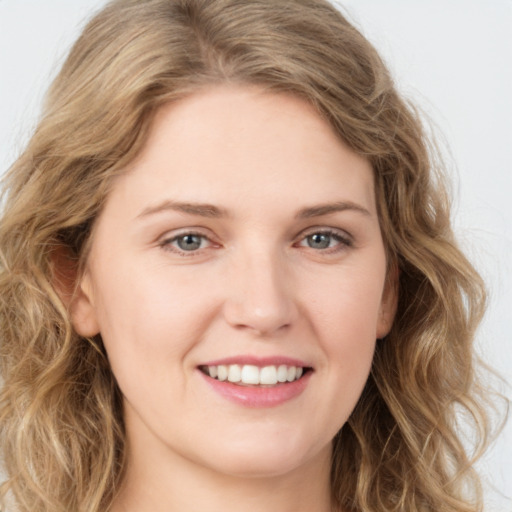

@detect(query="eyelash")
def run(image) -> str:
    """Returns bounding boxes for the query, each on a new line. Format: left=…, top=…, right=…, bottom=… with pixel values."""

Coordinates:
left=159, top=228, right=353, bottom=256
left=295, top=229, right=353, bottom=253
left=159, top=231, right=215, bottom=256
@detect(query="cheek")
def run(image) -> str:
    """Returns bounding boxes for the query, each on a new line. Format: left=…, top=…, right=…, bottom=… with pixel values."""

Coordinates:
left=305, top=264, right=384, bottom=385
left=91, top=268, right=217, bottom=379
left=308, top=262, right=386, bottom=338
left=299, top=276, right=380, bottom=445
left=91, top=273, right=218, bottom=427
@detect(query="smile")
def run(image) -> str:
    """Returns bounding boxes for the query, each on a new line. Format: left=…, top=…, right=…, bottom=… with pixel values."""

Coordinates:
left=199, top=364, right=307, bottom=386
left=198, top=357, right=313, bottom=407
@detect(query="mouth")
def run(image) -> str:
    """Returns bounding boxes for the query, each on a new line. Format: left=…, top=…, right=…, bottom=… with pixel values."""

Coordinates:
left=198, top=364, right=312, bottom=387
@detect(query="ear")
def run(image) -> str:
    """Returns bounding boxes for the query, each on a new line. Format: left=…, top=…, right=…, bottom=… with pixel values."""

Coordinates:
left=376, top=262, right=399, bottom=339
left=51, top=246, right=100, bottom=337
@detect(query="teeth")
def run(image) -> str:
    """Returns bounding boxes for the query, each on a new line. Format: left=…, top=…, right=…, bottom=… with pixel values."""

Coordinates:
left=227, top=364, right=241, bottom=383
left=204, top=364, right=306, bottom=385
left=276, top=364, right=288, bottom=383
left=286, top=366, right=297, bottom=382
left=241, top=365, right=260, bottom=384
left=217, top=365, right=228, bottom=381
left=260, top=365, right=278, bottom=385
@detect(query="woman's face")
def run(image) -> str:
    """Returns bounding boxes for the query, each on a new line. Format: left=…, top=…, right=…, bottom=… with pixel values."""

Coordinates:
left=72, top=86, right=396, bottom=479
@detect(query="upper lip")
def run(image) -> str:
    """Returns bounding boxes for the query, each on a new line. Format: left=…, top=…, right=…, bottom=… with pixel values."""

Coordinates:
left=199, top=355, right=312, bottom=368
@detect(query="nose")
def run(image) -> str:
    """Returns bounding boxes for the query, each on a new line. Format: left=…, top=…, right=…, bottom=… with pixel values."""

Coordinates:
left=222, top=249, right=298, bottom=337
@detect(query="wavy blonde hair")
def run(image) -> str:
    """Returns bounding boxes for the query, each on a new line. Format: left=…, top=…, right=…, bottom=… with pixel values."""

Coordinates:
left=0, top=0, right=499, bottom=511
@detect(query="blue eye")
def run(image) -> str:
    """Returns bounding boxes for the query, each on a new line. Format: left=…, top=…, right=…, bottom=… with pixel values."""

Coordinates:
left=299, top=230, right=351, bottom=251
left=306, top=232, right=334, bottom=249
left=175, top=234, right=204, bottom=251
left=161, top=233, right=210, bottom=253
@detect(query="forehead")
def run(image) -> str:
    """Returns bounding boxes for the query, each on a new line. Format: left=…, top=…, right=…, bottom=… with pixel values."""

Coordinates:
left=105, top=85, right=376, bottom=219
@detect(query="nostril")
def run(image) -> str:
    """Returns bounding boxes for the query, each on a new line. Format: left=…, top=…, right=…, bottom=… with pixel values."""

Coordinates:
left=223, top=303, right=296, bottom=336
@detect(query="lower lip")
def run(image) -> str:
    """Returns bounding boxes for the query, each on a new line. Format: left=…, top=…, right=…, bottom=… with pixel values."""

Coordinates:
left=199, top=370, right=312, bottom=408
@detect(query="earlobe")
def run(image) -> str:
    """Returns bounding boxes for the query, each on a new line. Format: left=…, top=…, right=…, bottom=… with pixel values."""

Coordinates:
left=376, top=263, right=399, bottom=339
left=51, top=246, right=100, bottom=337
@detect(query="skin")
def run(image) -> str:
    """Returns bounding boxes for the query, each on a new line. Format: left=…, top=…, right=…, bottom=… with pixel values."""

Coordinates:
left=70, top=85, right=396, bottom=512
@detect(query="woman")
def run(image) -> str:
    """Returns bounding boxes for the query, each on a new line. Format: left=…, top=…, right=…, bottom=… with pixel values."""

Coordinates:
left=0, top=1, right=499, bottom=511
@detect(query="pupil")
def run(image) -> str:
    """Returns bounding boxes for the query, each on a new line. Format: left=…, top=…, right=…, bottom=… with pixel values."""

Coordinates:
left=177, top=234, right=202, bottom=251
left=308, top=233, right=330, bottom=249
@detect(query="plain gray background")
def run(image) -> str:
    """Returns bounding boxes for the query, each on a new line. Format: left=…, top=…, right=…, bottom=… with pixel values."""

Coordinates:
left=1, top=1, right=510, bottom=509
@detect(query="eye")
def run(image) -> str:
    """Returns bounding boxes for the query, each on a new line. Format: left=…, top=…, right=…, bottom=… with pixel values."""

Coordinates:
left=160, top=232, right=213, bottom=253
left=297, top=229, right=352, bottom=251
left=305, top=232, right=335, bottom=249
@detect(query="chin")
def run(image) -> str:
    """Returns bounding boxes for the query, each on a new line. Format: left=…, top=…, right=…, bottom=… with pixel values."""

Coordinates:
left=197, top=432, right=330, bottom=479
left=212, top=454, right=308, bottom=479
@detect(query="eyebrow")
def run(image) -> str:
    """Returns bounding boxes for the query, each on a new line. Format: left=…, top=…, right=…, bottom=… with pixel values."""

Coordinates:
left=136, top=199, right=371, bottom=220
left=136, top=200, right=229, bottom=220
left=295, top=201, right=372, bottom=219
